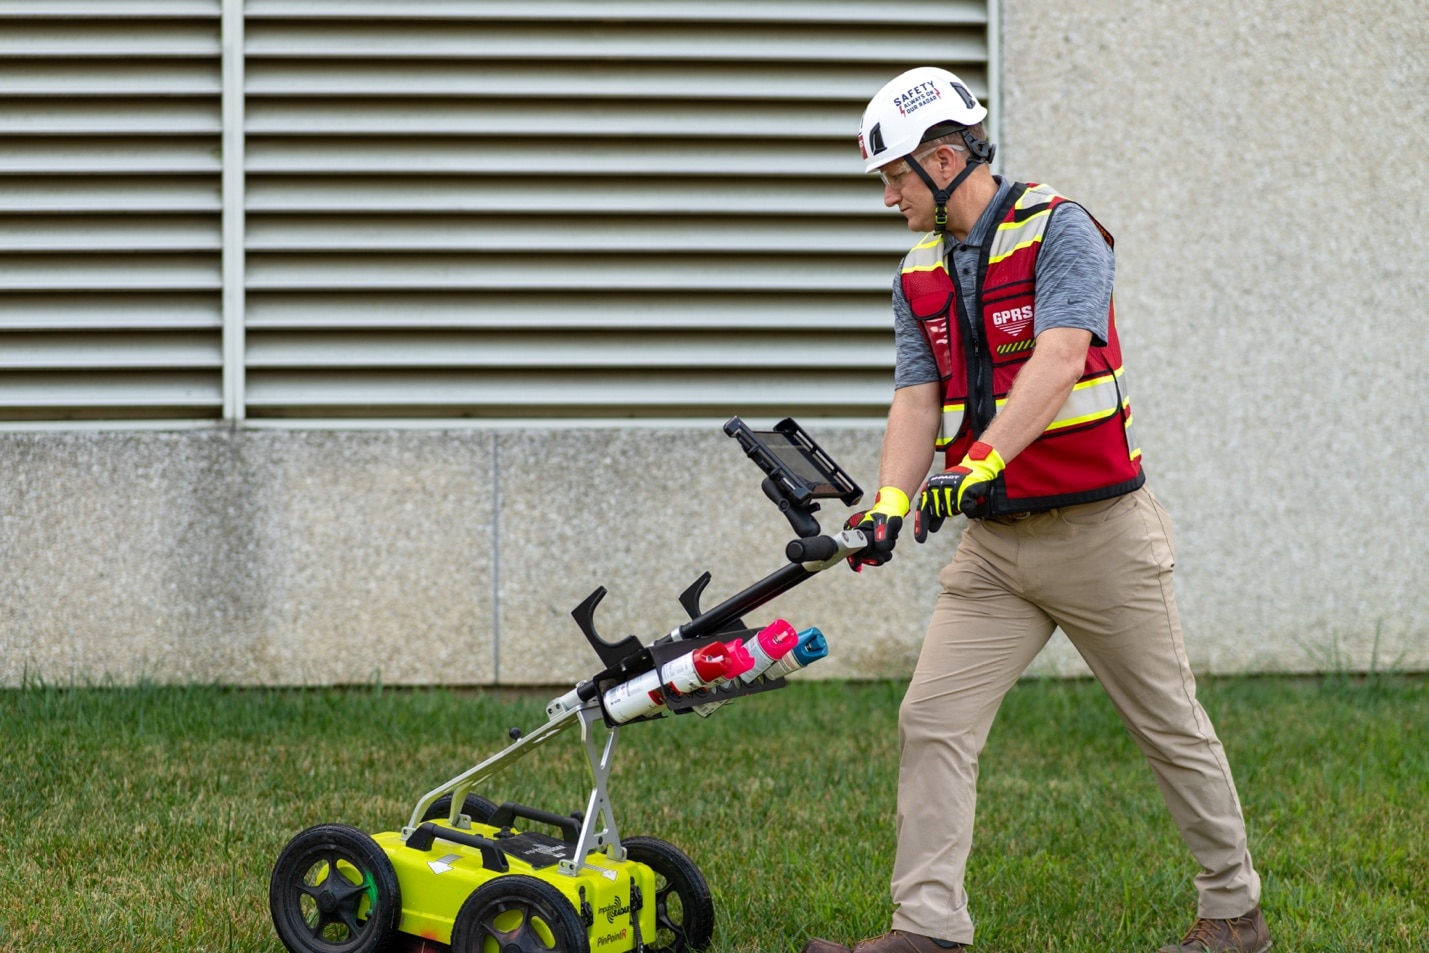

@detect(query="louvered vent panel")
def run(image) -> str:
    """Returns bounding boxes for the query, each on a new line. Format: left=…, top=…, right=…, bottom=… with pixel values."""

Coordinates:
left=0, top=1, right=992, bottom=423
left=0, top=1, right=224, bottom=420
left=242, top=0, right=991, bottom=419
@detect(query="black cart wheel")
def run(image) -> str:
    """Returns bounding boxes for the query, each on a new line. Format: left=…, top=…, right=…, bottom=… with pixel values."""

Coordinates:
left=421, top=792, right=499, bottom=825
left=623, top=836, right=715, bottom=953
left=269, top=823, right=402, bottom=953
left=450, top=874, right=590, bottom=953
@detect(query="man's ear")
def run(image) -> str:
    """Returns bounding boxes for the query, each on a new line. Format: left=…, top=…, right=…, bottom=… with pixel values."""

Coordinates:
left=933, top=144, right=965, bottom=175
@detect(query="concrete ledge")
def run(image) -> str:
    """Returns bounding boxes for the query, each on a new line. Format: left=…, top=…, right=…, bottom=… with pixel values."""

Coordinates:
left=1, top=430, right=496, bottom=686
left=2, top=425, right=1424, bottom=687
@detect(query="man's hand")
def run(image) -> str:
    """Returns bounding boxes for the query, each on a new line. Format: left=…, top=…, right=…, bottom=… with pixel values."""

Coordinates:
left=919, top=442, right=1006, bottom=526
left=844, top=486, right=909, bottom=572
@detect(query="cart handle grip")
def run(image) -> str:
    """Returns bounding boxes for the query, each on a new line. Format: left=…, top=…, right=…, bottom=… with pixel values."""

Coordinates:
left=406, top=823, right=510, bottom=871
left=785, top=535, right=837, bottom=562
left=487, top=801, right=583, bottom=844
left=786, top=528, right=867, bottom=567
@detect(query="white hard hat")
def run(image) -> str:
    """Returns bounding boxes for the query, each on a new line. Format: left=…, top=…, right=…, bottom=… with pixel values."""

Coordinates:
left=858, top=67, right=988, bottom=173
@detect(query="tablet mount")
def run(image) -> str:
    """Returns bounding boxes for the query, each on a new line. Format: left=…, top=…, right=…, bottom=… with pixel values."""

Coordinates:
left=723, top=416, right=863, bottom=539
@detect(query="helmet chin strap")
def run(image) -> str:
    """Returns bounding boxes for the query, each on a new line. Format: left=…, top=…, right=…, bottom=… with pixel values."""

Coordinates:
left=906, top=155, right=983, bottom=234
left=906, top=146, right=989, bottom=234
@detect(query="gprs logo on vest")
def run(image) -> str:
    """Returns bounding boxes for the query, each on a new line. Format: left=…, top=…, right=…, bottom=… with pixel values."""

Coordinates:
left=991, top=305, right=1034, bottom=337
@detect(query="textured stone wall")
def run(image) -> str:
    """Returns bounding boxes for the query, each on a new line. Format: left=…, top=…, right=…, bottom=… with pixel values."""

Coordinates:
left=2, top=419, right=1424, bottom=687
left=0, top=427, right=952, bottom=687
left=1, top=431, right=496, bottom=685
left=997, top=0, right=1428, bottom=675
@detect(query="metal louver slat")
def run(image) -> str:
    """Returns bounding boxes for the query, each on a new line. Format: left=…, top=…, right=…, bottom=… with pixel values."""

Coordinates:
left=0, top=100, right=221, bottom=134
left=0, top=372, right=221, bottom=419
left=244, top=292, right=889, bottom=331
left=0, top=215, right=220, bottom=251
left=0, top=332, right=222, bottom=368
left=0, top=2, right=223, bottom=421
left=244, top=99, right=884, bottom=137
left=246, top=253, right=890, bottom=292
left=0, top=293, right=219, bottom=331
left=245, top=177, right=886, bottom=214
left=0, top=254, right=220, bottom=290
left=243, top=215, right=908, bottom=253
left=246, top=62, right=964, bottom=100
left=0, top=1, right=217, bottom=15
left=245, top=330, right=892, bottom=369
left=0, top=62, right=221, bottom=95
left=244, top=370, right=892, bottom=419
left=245, top=23, right=981, bottom=63
left=0, top=177, right=220, bottom=212
left=242, top=1, right=984, bottom=22
left=0, top=22, right=219, bottom=58
left=245, top=138, right=860, bottom=175
left=0, top=139, right=222, bottom=173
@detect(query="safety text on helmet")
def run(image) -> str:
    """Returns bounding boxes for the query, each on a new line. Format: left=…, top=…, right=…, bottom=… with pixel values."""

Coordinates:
left=893, top=81, right=943, bottom=117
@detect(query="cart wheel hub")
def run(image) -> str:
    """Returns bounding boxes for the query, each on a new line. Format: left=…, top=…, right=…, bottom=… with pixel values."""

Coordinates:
left=317, top=890, right=338, bottom=914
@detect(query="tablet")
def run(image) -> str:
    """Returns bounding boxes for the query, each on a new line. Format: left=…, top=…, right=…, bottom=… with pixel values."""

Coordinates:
left=723, top=417, right=862, bottom=508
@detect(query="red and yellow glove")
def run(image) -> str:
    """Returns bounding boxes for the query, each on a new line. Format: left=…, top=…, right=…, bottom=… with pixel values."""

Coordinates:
left=844, top=486, right=909, bottom=572
left=918, top=442, right=1005, bottom=531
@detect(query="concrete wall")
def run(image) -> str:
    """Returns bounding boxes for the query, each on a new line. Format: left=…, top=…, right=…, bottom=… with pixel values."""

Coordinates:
left=3, top=0, right=1425, bottom=686
left=2, top=414, right=1424, bottom=688
left=0, top=427, right=950, bottom=687
left=996, top=0, right=1428, bottom=674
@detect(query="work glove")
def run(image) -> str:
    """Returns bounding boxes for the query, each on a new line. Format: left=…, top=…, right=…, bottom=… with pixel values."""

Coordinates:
left=917, top=442, right=1006, bottom=537
left=844, top=486, right=909, bottom=572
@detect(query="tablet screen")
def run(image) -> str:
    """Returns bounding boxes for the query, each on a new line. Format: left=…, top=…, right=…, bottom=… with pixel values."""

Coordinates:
left=757, top=431, right=839, bottom=496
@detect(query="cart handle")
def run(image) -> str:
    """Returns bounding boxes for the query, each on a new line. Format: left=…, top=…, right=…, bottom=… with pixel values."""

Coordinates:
left=671, top=528, right=866, bottom=643
left=487, top=801, right=583, bottom=845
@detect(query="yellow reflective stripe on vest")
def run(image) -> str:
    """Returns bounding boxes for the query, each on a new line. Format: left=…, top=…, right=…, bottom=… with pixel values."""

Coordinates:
left=992, top=367, right=1124, bottom=434
left=936, top=402, right=965, bottom=448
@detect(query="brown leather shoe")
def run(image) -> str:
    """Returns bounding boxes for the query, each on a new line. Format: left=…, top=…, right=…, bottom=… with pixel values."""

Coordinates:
left=1158, top=905, right=1271, bottom=953
left=802, top=930, right=967, bottom=953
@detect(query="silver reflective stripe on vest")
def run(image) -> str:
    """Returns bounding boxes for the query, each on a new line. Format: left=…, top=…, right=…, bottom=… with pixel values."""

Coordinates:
left=1048, top=370, right=1122, bottom=430
left=936, top=401, right=965, bottom=448
left=902, top=231, right=946, bottom=274
left=994, top=367, right=1124, bottom=433
left=907, top=232, right=956, bottom=448
left=1123, top=399, right=1142, bottom=461
left=988, top=183, right=1058, bottom=264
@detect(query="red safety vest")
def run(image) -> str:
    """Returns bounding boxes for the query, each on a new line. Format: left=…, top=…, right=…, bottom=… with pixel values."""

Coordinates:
left=901, top=181, right=1144, bottom=514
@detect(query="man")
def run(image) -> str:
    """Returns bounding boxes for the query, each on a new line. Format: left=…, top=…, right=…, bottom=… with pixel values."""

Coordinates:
left=803, top=67, right=1269, bottom=953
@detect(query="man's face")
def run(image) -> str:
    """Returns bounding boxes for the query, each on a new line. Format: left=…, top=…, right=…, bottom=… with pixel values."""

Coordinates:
left=878, top=147, right=942, bottom=232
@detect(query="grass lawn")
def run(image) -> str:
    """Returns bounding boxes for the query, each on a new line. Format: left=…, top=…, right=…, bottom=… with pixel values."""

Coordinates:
left=0, top=675, right=1424, bottom=952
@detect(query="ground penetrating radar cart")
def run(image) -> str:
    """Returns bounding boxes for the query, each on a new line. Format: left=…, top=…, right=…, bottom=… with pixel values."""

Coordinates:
left=269, top=417, right=869, bottom=953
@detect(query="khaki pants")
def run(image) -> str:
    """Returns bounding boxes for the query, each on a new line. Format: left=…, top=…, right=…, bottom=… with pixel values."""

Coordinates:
left=890, top=487, right=1261, bottom=944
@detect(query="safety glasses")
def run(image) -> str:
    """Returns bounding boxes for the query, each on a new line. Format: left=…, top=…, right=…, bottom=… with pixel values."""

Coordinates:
left=877, top=145, right=940, bottom=188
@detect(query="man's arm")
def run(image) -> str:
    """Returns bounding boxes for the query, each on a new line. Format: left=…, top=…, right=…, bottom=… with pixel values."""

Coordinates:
left=878, top=381, right=941, bottom=499
left=977, top=327, right=1091, bottom=462
left=918, top=328, right=1091, bottom=521
left=839, top=381, right=941, bottom=571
